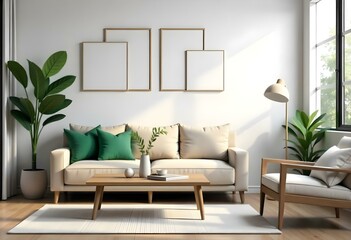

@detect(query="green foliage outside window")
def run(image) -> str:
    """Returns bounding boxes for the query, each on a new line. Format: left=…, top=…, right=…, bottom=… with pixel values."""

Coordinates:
left=319, top=24, right=351, bottom=128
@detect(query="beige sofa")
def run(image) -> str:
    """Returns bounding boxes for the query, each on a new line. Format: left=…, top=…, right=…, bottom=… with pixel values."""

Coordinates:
left=50, top=123, right=249, bottom=203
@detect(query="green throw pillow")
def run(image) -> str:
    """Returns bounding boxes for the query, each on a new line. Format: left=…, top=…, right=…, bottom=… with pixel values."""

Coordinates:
left=64, top=125, right=101, bottom=163
left=97, top=129, right=135, bottom=160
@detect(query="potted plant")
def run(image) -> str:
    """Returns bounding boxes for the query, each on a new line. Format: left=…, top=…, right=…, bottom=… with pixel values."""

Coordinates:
left=132, top=127, right=167, bottom=177
left=285, top=110, right=327, bottom=175
left=7, top=51, right=75, bottom=199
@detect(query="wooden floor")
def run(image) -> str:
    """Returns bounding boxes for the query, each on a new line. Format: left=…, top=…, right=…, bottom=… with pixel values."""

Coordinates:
left=0, top=191, right=350, bottom=240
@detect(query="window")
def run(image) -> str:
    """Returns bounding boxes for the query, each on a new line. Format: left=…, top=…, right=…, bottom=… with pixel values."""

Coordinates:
left=311, top=0, right=351, bottom=130
left=342, top=0, right=351, bottom=126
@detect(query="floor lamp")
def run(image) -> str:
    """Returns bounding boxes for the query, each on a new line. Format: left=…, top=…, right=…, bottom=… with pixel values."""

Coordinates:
left=264, top=79, right=290, bottom=159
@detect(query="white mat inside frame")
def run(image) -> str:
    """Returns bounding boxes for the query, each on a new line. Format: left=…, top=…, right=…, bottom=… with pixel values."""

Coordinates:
left=9, top=204, right=281, bottom=234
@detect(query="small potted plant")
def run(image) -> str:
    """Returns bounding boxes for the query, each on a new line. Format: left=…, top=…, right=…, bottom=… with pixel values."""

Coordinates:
left=285, top=110, right=326, bottom=175
left=132, top=127, right=167, bottom=177
left=7, top=51, right=75, bottom=199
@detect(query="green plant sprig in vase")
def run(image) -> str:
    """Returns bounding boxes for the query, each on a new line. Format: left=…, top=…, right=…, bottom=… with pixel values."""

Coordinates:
left=132, top=127, right=168, bottom=155
left=132, top=127, right=167, bottom=178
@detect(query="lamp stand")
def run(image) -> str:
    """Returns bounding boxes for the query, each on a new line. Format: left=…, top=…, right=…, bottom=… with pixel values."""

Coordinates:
left=285, top=102, right=288, bottom=159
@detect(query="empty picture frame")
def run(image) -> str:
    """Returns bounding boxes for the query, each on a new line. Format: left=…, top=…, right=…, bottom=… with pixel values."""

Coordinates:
left=82, top=42, right=128, bottom=91
left=104, top=28, right=151, bottom=91
left=186, top=50, right=224, bottom=92
left=160, top=28, right=205, bottom=91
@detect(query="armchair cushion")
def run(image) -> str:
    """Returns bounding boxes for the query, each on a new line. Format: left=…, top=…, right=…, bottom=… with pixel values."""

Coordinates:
left=262, top=173, right=351, bottom=201
left=310, top=146, right=351, bottom=187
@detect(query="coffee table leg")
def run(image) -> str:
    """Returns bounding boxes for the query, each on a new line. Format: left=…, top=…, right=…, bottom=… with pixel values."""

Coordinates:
left=193, top=186, right=200, bottom=210
left=92, top=186, right=104, bottom=220
left=148, top=191, right=153, bottom=203
left=194, top=185, right=205, bottom=220
left=98, top=186, right=104, bottom=210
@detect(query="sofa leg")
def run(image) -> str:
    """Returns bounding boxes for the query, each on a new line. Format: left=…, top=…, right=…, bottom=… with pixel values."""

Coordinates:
left=335, top=208, right=340, bottom=218
left=239, top=191, right=245, bottom=204
left=148, top=191, right=153, bottom=203
left=54, top=191, right=60, bottom=204
left=260, top=190, right=265, bottom=216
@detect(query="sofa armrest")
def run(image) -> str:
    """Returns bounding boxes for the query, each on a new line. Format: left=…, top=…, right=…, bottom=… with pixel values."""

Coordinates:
left=50, top=148, right=70, bottom=191
left=228, top=147, right=249, bottom=191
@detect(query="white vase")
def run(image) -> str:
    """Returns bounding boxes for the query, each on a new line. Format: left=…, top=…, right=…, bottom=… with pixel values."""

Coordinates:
left=139, top=154, right=151, bottom=178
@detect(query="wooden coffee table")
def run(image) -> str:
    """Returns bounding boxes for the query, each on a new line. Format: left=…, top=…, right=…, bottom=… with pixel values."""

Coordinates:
left=86, top=174, right=210, bottom=220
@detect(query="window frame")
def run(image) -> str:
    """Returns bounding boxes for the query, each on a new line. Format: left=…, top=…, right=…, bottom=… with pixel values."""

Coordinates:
left=336, top=0, right=351, bottom=130
left=311, top=0, right=351, bottom=131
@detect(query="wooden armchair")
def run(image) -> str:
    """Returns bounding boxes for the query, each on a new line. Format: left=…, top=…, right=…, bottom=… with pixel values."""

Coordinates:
left=260, top=158, right=351, bottom=230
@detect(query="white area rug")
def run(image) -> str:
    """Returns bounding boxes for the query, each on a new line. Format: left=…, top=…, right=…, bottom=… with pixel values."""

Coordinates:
left=9, top=204, right=280, bottom=234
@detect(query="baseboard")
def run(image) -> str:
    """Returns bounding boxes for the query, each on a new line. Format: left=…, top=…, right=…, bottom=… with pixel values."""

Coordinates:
left=248, top=186, right=260, bottom=193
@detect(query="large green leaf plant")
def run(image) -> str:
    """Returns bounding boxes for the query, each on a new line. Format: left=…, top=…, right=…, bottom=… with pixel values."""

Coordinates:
left=285, top=110, right=326, bottom=175
left=7, top=51, right=75, bottom=170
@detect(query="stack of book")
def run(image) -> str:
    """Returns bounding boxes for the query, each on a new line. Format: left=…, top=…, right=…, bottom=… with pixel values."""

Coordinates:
left=147, top=174, right=189, bottom=181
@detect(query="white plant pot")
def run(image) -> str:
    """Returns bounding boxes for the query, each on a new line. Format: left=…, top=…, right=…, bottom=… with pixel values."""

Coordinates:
left=20, top=169, right=47, bottom=199
left=139, top=154, right=151, bottom=178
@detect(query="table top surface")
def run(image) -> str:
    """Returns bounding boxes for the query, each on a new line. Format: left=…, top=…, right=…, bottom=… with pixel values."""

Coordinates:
left=86, top=174, right=210, bottom=186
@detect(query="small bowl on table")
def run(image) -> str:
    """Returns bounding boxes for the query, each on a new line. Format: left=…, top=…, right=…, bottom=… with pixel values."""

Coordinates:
left=156, top=169, right=167, bottom=176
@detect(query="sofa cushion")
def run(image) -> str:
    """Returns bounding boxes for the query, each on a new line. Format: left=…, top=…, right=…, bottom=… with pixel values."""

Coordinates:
left=64, top=126, right=100, bottom=163
left=64, top=160, right=140, bottom=185
left=310, top=145, right=351, bottom=187
left=97, top=129, right=134, bottom=160
left=151, top=159, right=234, bottom=185
left=262, top=173, right=351, bottom=201
left=180, top=124, right=229, bottom=160
left=127, top=124, right=179, bottom=160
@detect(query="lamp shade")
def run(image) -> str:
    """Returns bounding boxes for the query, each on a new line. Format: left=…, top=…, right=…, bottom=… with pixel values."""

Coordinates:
left=264, top=79, right=289, bottom=103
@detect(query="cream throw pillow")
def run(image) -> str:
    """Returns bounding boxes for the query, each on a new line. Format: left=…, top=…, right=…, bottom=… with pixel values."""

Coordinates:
left=69, top=123, right=126, bottom=134
left=310, top=145, right=351, bottom=187
left=64, top=123, right=126, bottom=147
left=127, top=124, right=179, bottom=160
left=180, top=124, right=229, bottom=160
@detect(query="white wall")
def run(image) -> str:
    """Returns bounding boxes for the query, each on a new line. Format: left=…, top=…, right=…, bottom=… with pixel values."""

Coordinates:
left=14, top=0, right=303, bottom=191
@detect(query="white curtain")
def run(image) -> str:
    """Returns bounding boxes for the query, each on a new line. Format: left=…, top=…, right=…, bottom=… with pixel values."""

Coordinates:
left=2, top=0, right=17, bottom=200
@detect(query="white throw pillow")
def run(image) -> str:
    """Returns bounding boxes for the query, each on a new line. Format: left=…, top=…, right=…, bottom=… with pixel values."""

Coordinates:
left=342, top=174, right=351, bottom=189
left=310, top=145, right=351, bottom=187
left=337, top=136, right=351, bottom=149
left=179, top=124, right=229, bottom=160
left=127, top=124, right=179, bottom=160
